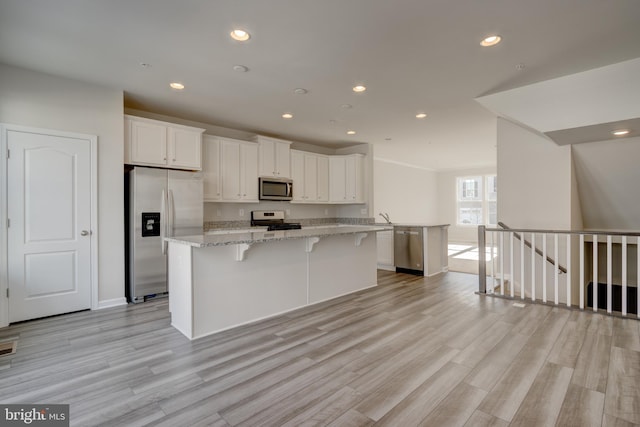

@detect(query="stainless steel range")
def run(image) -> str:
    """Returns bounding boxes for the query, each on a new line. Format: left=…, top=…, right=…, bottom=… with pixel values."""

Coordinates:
left=251, top=210, right=301, bottom=231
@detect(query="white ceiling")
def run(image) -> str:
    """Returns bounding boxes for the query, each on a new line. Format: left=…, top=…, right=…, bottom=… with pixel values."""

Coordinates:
left=1, top=0, right=639, bottom=170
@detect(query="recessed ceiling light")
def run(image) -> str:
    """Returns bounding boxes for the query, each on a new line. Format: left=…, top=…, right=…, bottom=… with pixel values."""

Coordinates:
left=139, top=62, right=151, bottom=68
left=416, top=113, right=427, bottom=119
left=612, top=129, right=630, bottom=136
left=233, top=65, right=249, bottom=72
left=341, top=104, right=353, bottom=109
left=282, top=113, right=293, bottom=119
left=294, top=88, right=308, bottom=95
left=352, top=85, right=366, bottom=93
left=347, top=130, right=356, bottom=135
left=230, top=29, right=250, bottom=41
left=384, top=138, right=392, bottom=141
left=169, top=82, right=185, bottom=90
left=480, top=35, right=502, bottom=47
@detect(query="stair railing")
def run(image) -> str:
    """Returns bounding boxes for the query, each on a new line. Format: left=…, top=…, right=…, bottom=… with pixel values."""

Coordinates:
left=478, top=225, right=640, bottom=318
left=498, top=222, right=567, bottom=274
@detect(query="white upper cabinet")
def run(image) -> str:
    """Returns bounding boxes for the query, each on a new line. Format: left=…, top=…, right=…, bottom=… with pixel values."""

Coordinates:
left=329, top=154, right=365, bottom=203
left=290, top=150, right=330, bottom=203
left=317, top=155, right=329, bottom=202
left=202, top=135, right=221, bottom=201
left=220, top=138, right=259, bottom=202
left=125, top=115, right=204, bottom=170
left=290, top=150, right=305, bottom=202
left=255, top=136, right=291, bottom=178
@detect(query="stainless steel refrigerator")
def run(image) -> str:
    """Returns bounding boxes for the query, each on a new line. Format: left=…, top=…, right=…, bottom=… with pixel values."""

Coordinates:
left=126, top=167, right=203, bottom=303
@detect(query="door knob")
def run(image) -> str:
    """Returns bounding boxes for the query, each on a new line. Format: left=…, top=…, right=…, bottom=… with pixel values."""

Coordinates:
left=81, top=230, right=91, bottom=236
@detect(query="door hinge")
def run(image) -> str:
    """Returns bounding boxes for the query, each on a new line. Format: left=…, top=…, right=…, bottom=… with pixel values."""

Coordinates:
left=6, top=149, right=9, bottom=159
left=5, top=288, right=8, bottom=298
left=6, top=218, right=9, bottom=228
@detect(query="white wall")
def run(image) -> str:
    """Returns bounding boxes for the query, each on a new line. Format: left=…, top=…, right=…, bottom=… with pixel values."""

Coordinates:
left=496, top=118, right=582, bottom=303
left=373, top=158, right=438, bottom=224
left=0, top=64, right=125, bottom=304
left=497, top=118, right=576, bottom=229
left=572, top=136, right=640, bottom=230
left=437, top=166, right=497, bottom=243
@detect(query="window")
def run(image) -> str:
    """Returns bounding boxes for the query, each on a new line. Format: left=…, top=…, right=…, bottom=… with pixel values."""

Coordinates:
left=456, top=175, right=497, bottom=226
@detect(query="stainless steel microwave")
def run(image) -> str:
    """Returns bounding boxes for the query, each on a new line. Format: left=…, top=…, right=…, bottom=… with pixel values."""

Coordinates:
left=259, top=177, right=293, bottom=201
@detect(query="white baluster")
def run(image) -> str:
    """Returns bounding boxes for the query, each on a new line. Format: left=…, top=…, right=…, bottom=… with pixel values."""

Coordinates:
left=566, top=234, right=571, bottom=308
left=607, top=235, right=612, bottom=314
left=554, top=233, right=559, bottom=305
left=531, top=233, right=536, bottom=302
left=510, top=232, right=514, bottom=298
left=520, top=234, right=525, bottom=300
left=579, top=234, right=584, bottom=310
left=593, top=235, right=598, bottom=312
left=490, top=231, right=495, bottom=294
left=543, top=234, right=547, bottom=303
left=622, top=236, right=627, bottom=316
left=500, top=232, right=505, bottom=295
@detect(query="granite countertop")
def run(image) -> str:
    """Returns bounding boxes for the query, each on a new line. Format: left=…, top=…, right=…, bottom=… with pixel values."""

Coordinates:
left=166, top=224, right=392, bottom=248
left=382, top=223, right=450, bottom=228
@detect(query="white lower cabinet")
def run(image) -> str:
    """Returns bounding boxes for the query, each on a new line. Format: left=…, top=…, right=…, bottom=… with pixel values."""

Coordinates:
left=376, top=230, right=395, bottom=270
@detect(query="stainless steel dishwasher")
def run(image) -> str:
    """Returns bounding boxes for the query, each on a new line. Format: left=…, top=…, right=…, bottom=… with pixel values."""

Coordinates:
left=394, top=226, right=424, bottom=274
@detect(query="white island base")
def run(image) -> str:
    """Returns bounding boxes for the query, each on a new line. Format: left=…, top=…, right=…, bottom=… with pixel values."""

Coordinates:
left=167, top=228, right=381, bottom=340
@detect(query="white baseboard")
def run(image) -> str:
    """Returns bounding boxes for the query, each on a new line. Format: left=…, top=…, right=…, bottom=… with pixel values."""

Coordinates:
left=96, top=297, right=128, bottom=310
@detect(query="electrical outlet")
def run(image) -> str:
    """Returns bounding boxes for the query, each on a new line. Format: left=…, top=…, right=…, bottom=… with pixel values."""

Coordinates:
left=324, top=209, right=329, bottom=215
left=239, top=208, right=245, bottom=217
left=216, top=209, right=222, bottom=217
left=286, top=209, right=291, bottom=216
left=360, top=208, right=367, bottom=215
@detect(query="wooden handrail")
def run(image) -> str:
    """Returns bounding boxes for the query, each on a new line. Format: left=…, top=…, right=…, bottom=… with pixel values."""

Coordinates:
left=497, top=222, right=567, bottom=274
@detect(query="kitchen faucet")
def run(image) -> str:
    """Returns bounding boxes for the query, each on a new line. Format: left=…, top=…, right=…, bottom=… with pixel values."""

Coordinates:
left=379, top=212, right=391, bottom=224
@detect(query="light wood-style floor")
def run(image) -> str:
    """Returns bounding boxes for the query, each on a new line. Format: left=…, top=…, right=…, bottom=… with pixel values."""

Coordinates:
left=1, top=271, right=639, bottom=426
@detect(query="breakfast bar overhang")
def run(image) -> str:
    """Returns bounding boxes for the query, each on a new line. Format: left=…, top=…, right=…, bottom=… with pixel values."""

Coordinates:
left=166, top=225, right=389, bottom=340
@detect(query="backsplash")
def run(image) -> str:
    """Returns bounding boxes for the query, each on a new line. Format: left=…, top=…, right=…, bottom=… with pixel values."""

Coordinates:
left=204, top=217, right=374, bottom=231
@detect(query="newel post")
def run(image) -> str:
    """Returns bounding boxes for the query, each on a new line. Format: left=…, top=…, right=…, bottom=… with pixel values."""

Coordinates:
left=478, top=225, right=487, bottom=293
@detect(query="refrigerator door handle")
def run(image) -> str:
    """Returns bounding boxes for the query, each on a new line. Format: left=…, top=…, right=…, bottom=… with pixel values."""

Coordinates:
left=161, top=189, right=168, bottom=255
left=168, top=189, right=175, bottom=237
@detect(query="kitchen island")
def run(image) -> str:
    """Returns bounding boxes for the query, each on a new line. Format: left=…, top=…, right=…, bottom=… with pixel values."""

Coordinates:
left=166, top=225, right=389, bottom=340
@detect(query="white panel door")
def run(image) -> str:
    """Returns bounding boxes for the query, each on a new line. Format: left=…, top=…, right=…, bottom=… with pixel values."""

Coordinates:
left=7, top=130, right=92, bottom=322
